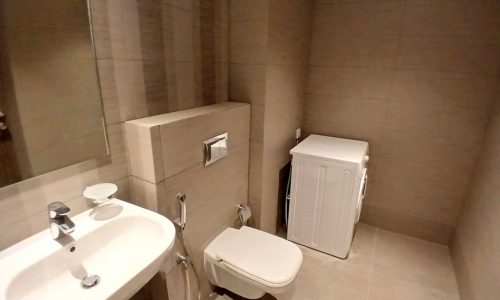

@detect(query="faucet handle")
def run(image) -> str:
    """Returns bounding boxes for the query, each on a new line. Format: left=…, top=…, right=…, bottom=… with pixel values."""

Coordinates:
left=48, top=202, right=70, bottom=219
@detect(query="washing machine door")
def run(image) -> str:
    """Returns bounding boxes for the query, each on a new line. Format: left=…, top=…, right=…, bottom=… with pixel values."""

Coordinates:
left=356, top=168, right=368, bottom=223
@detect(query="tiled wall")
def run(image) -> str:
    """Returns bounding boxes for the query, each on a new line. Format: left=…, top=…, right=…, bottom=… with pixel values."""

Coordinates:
left=229, top=0, right=269, bottom=229
left=125, top=102, right=250, bottom=299
left=93, top=0, right=228, bottom=120
left=0, top=0, right=228, bottom=250
left=304, top=0, right=500, bottom=243
left=229, top=0, right=313, bottom=233
left=451, top=88, right=500, bottom=300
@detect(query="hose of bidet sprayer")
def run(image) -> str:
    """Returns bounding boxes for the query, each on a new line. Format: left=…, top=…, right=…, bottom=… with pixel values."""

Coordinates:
left=175, top=192, right=201, bottom=300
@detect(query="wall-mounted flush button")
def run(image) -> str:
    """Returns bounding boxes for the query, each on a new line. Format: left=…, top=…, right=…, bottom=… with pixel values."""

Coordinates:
left=203, top=133, right=228, bottom=166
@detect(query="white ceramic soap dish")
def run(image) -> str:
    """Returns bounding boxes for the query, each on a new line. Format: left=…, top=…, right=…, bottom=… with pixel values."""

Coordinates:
left=83, top=183, right=118, bottom=204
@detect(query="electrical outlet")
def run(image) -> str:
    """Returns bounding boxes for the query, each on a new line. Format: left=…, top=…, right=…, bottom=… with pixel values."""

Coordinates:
left=295, top=128, right=301, bottom=140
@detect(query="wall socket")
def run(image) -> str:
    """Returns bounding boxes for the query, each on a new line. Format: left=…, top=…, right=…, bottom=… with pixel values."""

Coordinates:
left=295, top=128, right=301, bottom=140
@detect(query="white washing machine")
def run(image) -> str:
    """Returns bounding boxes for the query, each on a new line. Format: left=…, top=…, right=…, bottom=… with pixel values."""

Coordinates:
left=287, top=135, right=369, bottom=258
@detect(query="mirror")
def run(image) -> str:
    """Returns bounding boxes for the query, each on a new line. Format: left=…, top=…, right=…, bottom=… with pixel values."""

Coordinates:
left=0, top=0, right=108, bottom=187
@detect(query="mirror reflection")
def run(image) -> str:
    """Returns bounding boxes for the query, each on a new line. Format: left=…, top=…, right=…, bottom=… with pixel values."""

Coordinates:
left=0, top=0, right=108, bottom=187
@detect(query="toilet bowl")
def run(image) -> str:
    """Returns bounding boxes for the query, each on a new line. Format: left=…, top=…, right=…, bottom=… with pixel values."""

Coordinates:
left=204, top=226, right=303, bottom=299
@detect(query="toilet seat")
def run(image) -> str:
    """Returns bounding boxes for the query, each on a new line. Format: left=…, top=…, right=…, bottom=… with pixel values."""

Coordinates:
left=209, top=226, right=302, bottom=288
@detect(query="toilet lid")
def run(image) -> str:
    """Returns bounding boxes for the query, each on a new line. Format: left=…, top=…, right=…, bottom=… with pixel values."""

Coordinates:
left=215, top=226, right=303, bottom=288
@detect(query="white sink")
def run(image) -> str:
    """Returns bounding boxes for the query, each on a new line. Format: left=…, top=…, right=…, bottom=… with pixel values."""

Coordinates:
left=0, top=199, right=176, bottom=300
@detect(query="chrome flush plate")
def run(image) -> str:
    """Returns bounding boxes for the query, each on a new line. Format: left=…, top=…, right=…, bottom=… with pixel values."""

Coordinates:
left=203, top=133, right=228, bottom=166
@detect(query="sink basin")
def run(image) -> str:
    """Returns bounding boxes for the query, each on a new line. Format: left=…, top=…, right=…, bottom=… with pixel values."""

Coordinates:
left=0, top=199, right=176, bottom=300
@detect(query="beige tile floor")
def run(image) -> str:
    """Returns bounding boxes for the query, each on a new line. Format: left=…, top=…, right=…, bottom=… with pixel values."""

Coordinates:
left=285, top=223, right=460, bottom=300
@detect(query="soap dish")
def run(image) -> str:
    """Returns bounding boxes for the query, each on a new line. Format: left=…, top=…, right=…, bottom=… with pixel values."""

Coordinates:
left=83, top=183, right=118, bottom=204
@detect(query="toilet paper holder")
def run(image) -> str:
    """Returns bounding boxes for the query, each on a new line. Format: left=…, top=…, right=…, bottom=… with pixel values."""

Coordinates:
left=237, top=204, right=252, bottom=226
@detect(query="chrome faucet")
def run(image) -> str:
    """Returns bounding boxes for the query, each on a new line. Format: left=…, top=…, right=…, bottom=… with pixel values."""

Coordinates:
left=48, top=202, right=75, bottom=239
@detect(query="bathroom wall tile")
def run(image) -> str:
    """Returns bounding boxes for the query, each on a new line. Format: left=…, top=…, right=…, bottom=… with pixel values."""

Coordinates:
left=151, top=108, right=249, bottom=298
left=402, top=0, right=500, bottom=40
left=172, top=62, right=201, bottom=110
left=316, top=0, right=404, bottom=3
left=171, top=6, right=197, bottom=62
left=385, top=102, right=489, bottom=143
left=249, top=104, right=265, bottom=143
left=304, top=94, right=386, bottom=155
left=246, top=0, right=312, bottom=232
left=305, top=0, right=499, bottom=245
left=453, top=233, right=500, bottom=300
left=229, top=64, right=266, bottom=104
left=123, top=0, right=164, bottom=60
left=90, top=0, right=128, bottom=59
left=130, top=176, right=164, bottom=212
left=267, top=0, right=313, bottom=66
left=97, top=60, right=135, bottom=124
left=313, top=1, right=404, bottom=36
left=128, top=60, right=170, bottom=119
left=1, top=0, right=88, bottom=29
left=378, top=131, right=481, bottom=174
left=215, top=63, right=229, bottom=102
left=310, top=34, right=399, bottom=68
left=368, top=177, right=462, bottom=226
left=373, top=133, right=480, bottom=228
left=106, top=123, right=127, bottom=155
left=248, top=141, right=264, bottom=227
left=125, top=124, right=164, bottom=183
left=164, top=0, right=197, bottom=12
left=215, top=0, right=229, bottom=21
left=258, top=145, right=297, bottom=234
left=229, top=21, right=268, bottom=64
left=165, top=262, right=188, bottom=300
left=0, top=163, right=116, bottom=229
left=258, top=162, right=282, bottom=233
left=0, top=166, right=130, bottom=249
left=230, top=0, right=268, bottom=22
left=397, top=36, right=500, bottom=75
left=451, top=94, right=500, bottom=300
left=265, top=64, right=308, bottom=105
left=162, top=143, right=249, bottom=218
left=448, top=243, right=476, bottom=300
left=214, top=17, right=229, bottom=64
left=0, top=208, right=57, bottom=251
left=262, top=63, right=306, bottom=149
left=364, top=206, right=454, bottom=244
left=305, top=94, right=387, bottom=128
left=390, top=70, right=497, bottom=110
left=159, top=103, right=250, bottom=178
left=263, top=102, right=302, bottom=151
left=307, top=66, right=393, bottom=99
left=3, top=29, right=93, bottom=60
left=122, top=101, right=250, bottom=298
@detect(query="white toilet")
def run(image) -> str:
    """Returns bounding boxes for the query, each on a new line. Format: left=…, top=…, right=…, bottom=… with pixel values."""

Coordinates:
left=204, top=226, right=303, bottom=299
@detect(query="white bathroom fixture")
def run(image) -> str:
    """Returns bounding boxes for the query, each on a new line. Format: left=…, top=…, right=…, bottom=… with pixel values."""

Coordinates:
left=204, top=226, right=303, bottom=299
left=0, top=199, right=176, bottom=300
left=287, top=134, right=369, bottom=258
left=83, top=183, right=118, bottom=204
